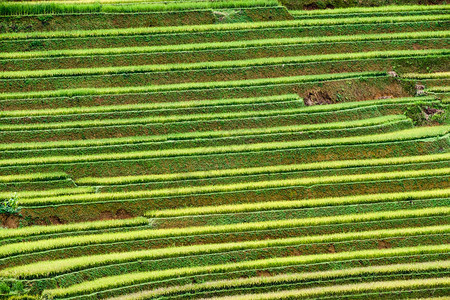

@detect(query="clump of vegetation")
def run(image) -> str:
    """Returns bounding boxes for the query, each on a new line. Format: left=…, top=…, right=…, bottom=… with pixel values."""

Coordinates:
left=405, top=102, right=446, bottom=126
left=0, top=282, right=10, bottom=295
left=0, top=193, right=21, bottom=215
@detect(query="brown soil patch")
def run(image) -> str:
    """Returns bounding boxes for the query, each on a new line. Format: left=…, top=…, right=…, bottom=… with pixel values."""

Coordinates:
left=378, top=240, right=392, bottom=249
left=116, top=209, right=132, bottom=219
left=0, top=214, right=21, bottom=228
left=303, top=89, right=335, bottom=106
left=423, top=106, right=445, bottom=120
left=49, top=215, right=65, bottom=225
left=99, top=211, right=115, bottom=220
left=328, top=244, right=336, bottom=253
left=257, top=270, right=272, bottom=277
left=304, top=3, right=320, bottom=10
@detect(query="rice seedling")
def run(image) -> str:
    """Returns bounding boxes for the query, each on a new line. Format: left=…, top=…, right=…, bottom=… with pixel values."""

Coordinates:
left=0, top=207, right=447, bottom=259
left=83, top=151, right=447, bottom=186
left=0, top=187, right=95, bottom=201
left=1, top=14, right=447, bottom=41
left=1, top=126, right=448, bottom=169
left=427, top=86, right=450, bottom=92
left=0, top=114, right=416, bottom=152
left=40, top=244, right=450, bottom=298
left=1, top=49, right=446, bottom=79
left=0, top=172, right=68, bottom=184
left=1, top=30, right=448, bottom=60
left=18, top=167, right=450, bottom=206
left=0, top=94, right=300, bottom=118
left=0, top=71, right=384, bottom=100
left=0, top=0, right=279, bottom=15
left=206, top=277, right=450, bottom=300
left=290, top=4, right=450, bottom=16
left=146, top=187, right=450, bottom=217
left=402, top=72, right=450, bottom=79
left=106, top=260, right=450, bottom=300
left=0, top=217, right=149, bottom=240
left=1, top=225, right=447, bottom=278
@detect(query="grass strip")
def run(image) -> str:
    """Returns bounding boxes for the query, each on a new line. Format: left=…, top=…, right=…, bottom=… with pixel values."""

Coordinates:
left=428, top=86, right=450, bottom=93
left=1, top=225, right=447, bottom=279
left=402, top=72, right=450, bottom=79
left=83, top=151, right=448, bottom=186
left=290, top=4, right=450, bottom=16
left=0, top=172, right=68, bottom=184
left=20, top=168, right=450, bottom=206
left=1, top=15, right=448, bottom=40
left=2, top=126, right=448, bottom=169
left=0, top=114, right=414, bottom=151
left=205, top=277, right=450, bottom=300
left=0, top=94, right=300, bottom=118
left=41, top=244, right=450, bottom=298
left=1, top=49, right=447, bottom=79
left=0, top=98, right=417, bottom=131
left=2, top=31, right=448, bottom=60
left=0, top=217, right=148, bottom=240
left=0, top=187, right=95, bottom=200
left=146, top=188, right=450, bottom=217
left=0, top=0, right=278, bottom=15
left=107, top=260, right=450, bottom=300
left=0, top=71, right=384, bottom=100
left=1, top=207, right=448, bottom=259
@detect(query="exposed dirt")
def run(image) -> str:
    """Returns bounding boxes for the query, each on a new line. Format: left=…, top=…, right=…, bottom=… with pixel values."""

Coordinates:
left=49, top=215, right=65, bottom=225
left=303, top=89, right=335, bottom=106
left=257, top=270, right=272, bottom=277
left=0, top=214, right=21, bottom=228
left=378, top=240, right=392, bottom=249
left=116, top=209, right=132, bottom=219
left=99, top=211, right=115, bottom=220
left=327, top=244, right=336, bottom=253
left=423, top=107, right=445, bottom=119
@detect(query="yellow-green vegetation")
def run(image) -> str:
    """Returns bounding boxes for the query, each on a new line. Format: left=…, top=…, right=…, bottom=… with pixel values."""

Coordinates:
left=1, top=207, right=448, bottom=258
left=0, top=2, right=448, bottom=299
left=1, top=225, right=447, bottom=278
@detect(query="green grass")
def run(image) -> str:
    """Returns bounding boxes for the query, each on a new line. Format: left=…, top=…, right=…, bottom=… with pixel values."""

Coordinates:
left=1, top=207, right=447, bottom=259
left=1, top=225, right=447, bottom=278
left=2, top=49, right=447, bottom=79
left=106, top=260, right=450, bottom=300
left=2, top=14, right=448, bottom=41
left=0, top=172, right=68, bottom=184
left=146, top=187, right=450, bottom=217
left=2, top=126, right=448, bottom=169
left=2, top=30, right=448, bottom=60
left=40, top=244, right=450, bottom=298
left=428, top=86, right=450, bottom=93
left=0, top=217, right=149, bottom=240
left=202, top=277, right=450, bottom=300
left=0, top=94, right=300, bottom=118
left=0, top=0, right=278, bottom=15
left=0, top=71, right=385, bottom=100
left=0, top=115, right=410, bottom=153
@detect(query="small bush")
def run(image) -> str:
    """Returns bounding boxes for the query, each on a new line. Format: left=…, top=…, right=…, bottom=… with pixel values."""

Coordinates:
left=11, top=281, right=24, bottom=293
left=0, top=193, right=21, bottom=215
left=0, top=282, right=10, bottom=294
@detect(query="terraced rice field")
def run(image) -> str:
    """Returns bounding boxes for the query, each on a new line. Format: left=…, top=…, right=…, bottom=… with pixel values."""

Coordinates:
left=0, top=0, right=449, bottom=299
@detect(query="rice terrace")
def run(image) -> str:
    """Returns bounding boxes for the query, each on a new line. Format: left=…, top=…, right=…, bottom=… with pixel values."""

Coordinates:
left=0, top=0, right=449, bottom=298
